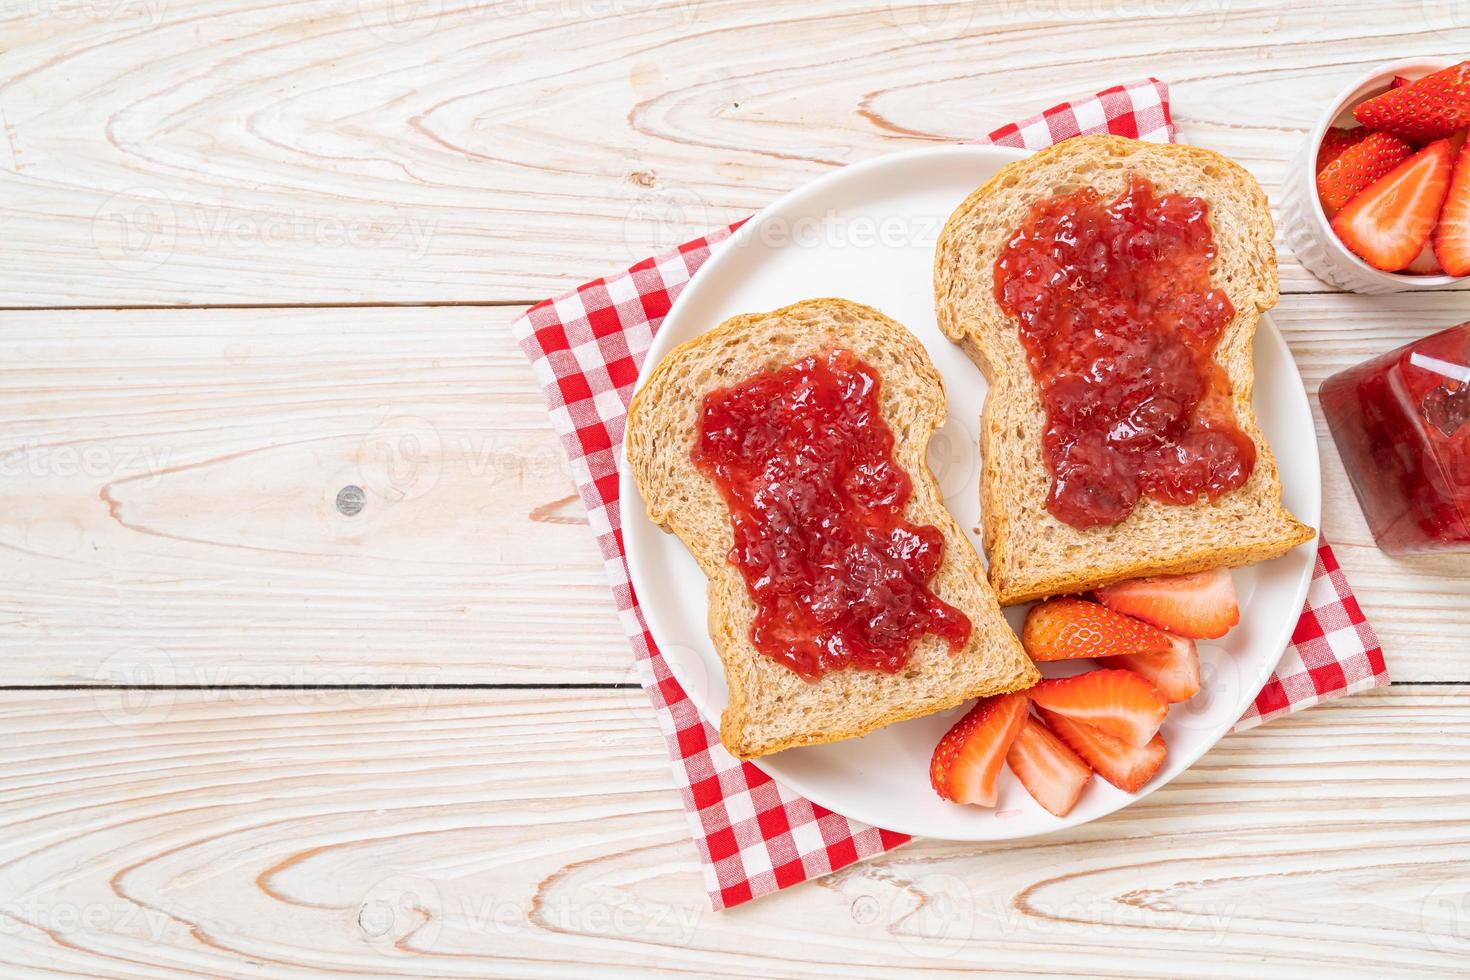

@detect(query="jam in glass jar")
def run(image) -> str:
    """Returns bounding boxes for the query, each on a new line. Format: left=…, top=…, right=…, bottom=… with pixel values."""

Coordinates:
left=1319, top=322, right=1470, bottom=553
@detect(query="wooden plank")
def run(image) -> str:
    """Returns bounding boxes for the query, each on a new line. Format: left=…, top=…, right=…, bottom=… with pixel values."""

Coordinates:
left=3, top=298, right=1466, bottom=685
left=3, top=0, right=1470, bottom=305
left=0, top=686, right=1465, bottom=977
left=0, top=305, right=631, bottom=685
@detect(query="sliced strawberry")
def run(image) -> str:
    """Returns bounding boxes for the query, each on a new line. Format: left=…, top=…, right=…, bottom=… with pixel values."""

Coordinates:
left=1095, top=568, right=1240, bottom=639
left=1355, top=61, right=1470, bottom=142
left=1391, top=75, right=1412, bottom=89
left=1405, top=239, right=1446, bottom=274
left=1029, top=669, right=1167, bottom=747
left=1316, top=126, right=1370, bottom=173
left=930, top=693, right=1029, bottom=806
left=1434, top=135, right=1470, bottom=276
left=1039, top=708, right=1166, bottom=793
left=1100, top=633, right=1200, bottom=703
left=1316, top=130, right=1415, bottom=215
left=1332, top=138, right=1453, bottom=270
left=1006, top=715, right=1092, bottom=817
left=1021, top=597, right=1172, bottom=662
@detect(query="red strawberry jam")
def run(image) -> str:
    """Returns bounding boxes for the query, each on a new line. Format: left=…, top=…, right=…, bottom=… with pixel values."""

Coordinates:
left=1320, top=322, right=1470, bottom=553
left=693, top=349, right=971, bottom=681
left=993, top=172, right=1256, bottom=529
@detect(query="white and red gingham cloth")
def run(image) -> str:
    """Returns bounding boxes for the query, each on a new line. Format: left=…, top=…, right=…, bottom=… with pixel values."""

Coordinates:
left=511, top=79, right=1388, bottom=910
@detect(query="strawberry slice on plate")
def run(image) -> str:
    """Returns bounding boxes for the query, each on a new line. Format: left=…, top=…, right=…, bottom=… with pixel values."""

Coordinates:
left=1038, top=708, right=1167, bottom=793
left=1316, top=130, right=1415, bottom=215
left=1316, top=126, right=1370, bottom=174
left=1029, top=668, right=1167, bottom=747
left=930, top=692, right=1029, bottom=806
left=1100, top=633, right=1201, bottom=703
left=1391, top=74, right=1412, bottom=89
left=1006, top=715, right=1092, bottom=817
left=1434, top=135, right=1470, bottom=276
left=1355, top=61, right=1470, bottom=142
left=1095, top=568, right=1240, bottom=639
left=1021, top=597, right=1172, bottom=662
left=1332, top=138, right=1453, bottom=271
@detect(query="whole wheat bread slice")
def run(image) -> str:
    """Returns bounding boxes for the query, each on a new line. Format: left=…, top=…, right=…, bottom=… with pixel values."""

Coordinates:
left=935, top=135, right=1315, bottom=606
left=627, top=298, right=1039, bottom=759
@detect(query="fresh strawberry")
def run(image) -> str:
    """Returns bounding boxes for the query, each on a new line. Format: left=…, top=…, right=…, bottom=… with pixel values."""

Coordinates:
left=1021, top=597, right=1172, bottom=662
left=1316, top=130, right=1415, bottom=215
left=1405, top=239, right=1446, bottom=274
left=1355, top=61, right=1470, bottom=141
left=1028, top=669, right=1167, bottom=747
left=930, top=693, right=1029, bottom=806
left=1006, top=715, right=1092, bottom=817
left=1392, top=74, right=1412, bottom=89
left=1038, top=708, right=1166, bottom=793
left=1316, top=126, right=1370, bottom=173
left=1434, top=135, right=1470, bottom=276
left=1095, top=568, right=1240, bottom=640
left=1100, top=633, right=1200, bottom=703
left=1332, top=138, right=1453, bottom=270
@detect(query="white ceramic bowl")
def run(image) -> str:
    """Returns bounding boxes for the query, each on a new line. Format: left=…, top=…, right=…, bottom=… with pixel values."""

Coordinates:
left=1281, top=57, right=1466, bottom=293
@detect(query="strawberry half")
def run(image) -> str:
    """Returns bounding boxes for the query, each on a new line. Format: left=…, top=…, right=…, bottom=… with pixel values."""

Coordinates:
left=1316, top=130, right=1415, bottom=215
left=1434, top=135, right=1470, bottom=276
left=1316, top=126, right=1370, bottom=174
left=1406, top=239, right=1446, bottom=275
left=1100, top=633, right=1200, bottom=703
left=1332, top=138, right=1453, bottom=271
left=1006, top=715, right=1092, bottom=817
left=1021, top=597, right=1172, bottom=662
left=1029, top=668, right=1167, bottom=747
left=1095, top=568, right=1240, bottom=640
left=930, top=692, right=1029, bottom=806
left=1039, top=708, right=1166, bottom=793
left=1355, top=61, right=1470, bottom=142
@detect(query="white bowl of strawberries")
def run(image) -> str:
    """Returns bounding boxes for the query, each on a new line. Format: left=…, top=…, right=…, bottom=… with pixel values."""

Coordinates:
left=1283, top=57, right=1470, bottom=292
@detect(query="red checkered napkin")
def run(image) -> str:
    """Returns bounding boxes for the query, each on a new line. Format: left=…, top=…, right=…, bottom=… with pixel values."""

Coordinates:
left=512, top=79, right=1388, bottom=911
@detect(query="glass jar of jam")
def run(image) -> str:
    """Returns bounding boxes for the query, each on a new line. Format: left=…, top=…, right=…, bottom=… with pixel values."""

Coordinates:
left=1320, top=321, right=1470, bottom=553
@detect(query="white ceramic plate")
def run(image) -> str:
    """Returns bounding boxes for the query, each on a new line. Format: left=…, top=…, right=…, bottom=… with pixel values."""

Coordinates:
left=621, top=144, right=1321, bottom=841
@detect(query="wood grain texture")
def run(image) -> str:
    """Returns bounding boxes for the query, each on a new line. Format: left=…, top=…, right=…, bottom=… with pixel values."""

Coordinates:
left=0, top=686, right=1466, bottom=977
left=2, top=299, right=1467, bottom=685
left=5, top=0, right=1470, bottom=305
left=0, top=305, right=631, bottom=684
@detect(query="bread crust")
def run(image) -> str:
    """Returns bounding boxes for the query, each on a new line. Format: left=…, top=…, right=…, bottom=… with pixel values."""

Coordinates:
left=626, top=298, right=1039, bottom=759
left=935, top=136, right=1315, bottom=605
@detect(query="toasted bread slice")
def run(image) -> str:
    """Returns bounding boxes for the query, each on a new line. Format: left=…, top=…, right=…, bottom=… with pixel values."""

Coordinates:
left=627, top=298, right=1039, bottom=759
left=935, top=136, right=1315, bottom=606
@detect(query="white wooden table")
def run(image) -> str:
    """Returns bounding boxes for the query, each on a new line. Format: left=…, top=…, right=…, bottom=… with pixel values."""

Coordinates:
left=3, top=2, right=1469, bottom=975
